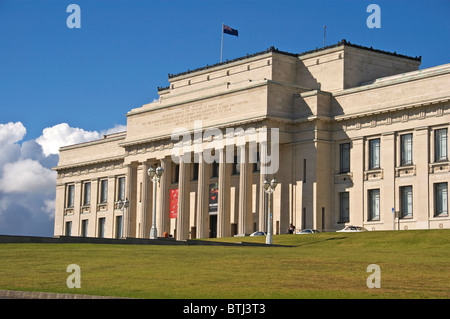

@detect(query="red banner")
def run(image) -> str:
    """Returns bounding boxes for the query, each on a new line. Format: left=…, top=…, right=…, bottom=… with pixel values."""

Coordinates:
left=170, top=188, right=178, bottom=219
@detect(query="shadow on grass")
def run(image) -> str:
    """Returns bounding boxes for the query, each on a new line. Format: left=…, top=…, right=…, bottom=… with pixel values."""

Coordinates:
left=291, top=236, right=347, bottom=247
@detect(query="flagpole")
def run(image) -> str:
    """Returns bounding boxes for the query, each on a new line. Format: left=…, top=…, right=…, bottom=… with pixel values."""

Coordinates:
left=220, top=22, right=224, bottom=63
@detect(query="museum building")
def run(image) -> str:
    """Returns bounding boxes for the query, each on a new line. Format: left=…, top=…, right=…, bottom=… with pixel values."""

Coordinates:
left=53, top=40, right=450, bottom=240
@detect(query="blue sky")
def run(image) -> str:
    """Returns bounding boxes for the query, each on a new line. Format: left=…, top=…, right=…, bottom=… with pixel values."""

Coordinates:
left=0, top=0, right=449, bottom=236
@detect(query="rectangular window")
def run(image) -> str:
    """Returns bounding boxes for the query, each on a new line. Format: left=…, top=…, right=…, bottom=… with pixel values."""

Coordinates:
left=66, top=184, right=75, bottom=208
left=116, top=216, right=123, bottom=239
left=435, top=128, right=448, bottom=162
left=303, top=159, right=306, bottom=183
left=83, top=182, right=91, bottom=206
left=65, top=221, right=72, bottom=236
left=400, top=186, right=413, bottom=218
left=173, top=164, right=180, bottom=184
left=253, top=152, right=260, bottom=172
left=400, top=134, right=413, bottom=166
left=339, top=192, right=349, bottom=223
left=117, top=177, right=125, bottom=201
left=339, top=143, right=350, bottom=173
left=192, top=162, right=199, bottom=181
left=232, top=155, right=240, bottom=175
left=81, top=219, right=88, bottom=237
left=98, top=217, right=106, bottom=238
left=211, top=161, right=219, bottom=178
left=368, top=189, right=380, bottom=221
left=435, top=182, right=448, bottom=216
left=369, top=139, right=380, bottom=169
left=100, top=179, right=108, bottom=204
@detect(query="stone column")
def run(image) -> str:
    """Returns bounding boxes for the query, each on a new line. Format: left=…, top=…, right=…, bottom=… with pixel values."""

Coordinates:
left=196, top=155, right=210, bottom=239
left=124, top=163, right=138, bottom=238
left=176, top=157, right=190, bottom=240
left=238, top=144, right=252, bottom=235
left=140, top=161, right=150, bottom=238
left=217, top=147, right=230, bottom=238
left=258, top=142, right=267, bottom=232
left=157, top=157, right=171, bottom=237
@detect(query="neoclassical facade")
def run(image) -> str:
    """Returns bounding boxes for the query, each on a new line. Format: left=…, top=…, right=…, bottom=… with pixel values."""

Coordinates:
left=54, top=40, right=450, bottom=240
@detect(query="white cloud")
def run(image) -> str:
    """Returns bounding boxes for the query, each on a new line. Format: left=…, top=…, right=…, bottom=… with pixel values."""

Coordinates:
left=0, top=159, right=56, bottom=194
left=36, top=123, right=101, bottom=156
left=0, top=122, right=26, bottom=146
left=101, top=124, right=127, bottom=136
left=0, top=121, right=126, bottom=236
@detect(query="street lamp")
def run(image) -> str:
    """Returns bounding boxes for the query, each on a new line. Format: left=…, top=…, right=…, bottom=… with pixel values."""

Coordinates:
left=115, top=198, right=129, bottom=238
left=148, top=165, right=164, bottom=239
left=263, top=178, right=278, bottom=245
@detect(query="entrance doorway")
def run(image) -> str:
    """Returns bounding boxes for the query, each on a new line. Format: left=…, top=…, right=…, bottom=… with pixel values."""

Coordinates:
left=209, top=214, right=217, bottom=238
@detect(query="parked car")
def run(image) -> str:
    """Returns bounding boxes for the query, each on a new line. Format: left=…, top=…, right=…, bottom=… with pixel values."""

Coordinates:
left=295, top=229, right=321, bottom=234
left=336, top=225, right=368, bottom=232
left=250, top=231, right=266, bottom=236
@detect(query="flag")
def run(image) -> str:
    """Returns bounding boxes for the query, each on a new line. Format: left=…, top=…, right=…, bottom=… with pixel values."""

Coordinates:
left=223, top=24, right=238, bottom=37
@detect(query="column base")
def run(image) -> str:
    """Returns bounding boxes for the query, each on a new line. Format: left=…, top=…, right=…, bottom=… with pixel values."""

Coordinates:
left=150, top=227, right=158, bottom=239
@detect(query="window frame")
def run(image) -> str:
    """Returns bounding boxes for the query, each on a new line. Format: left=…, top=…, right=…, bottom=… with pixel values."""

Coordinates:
left=400, top=134, right=413, bottom=166
left=339, top=142, right=351, bottom=173
left=434, top=128, right=448, bottom=162
left=368, top=189, right=380, bottom=221
left=369, top=138, right=381, bottom=170
left=400, top=185, right=413, bottom=219
left=434, top=182, right=448, bottom=217
left=339, top=192, right=350, bottom=223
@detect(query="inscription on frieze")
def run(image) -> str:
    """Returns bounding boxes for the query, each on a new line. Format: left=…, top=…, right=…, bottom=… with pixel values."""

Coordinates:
left=144, top=100, right=249, bottom=128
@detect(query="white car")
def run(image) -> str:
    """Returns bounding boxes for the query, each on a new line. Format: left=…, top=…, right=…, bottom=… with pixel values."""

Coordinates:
left=336, top=225, right=368, bottom=232
left=295, top=229, right=321, bottom=234
left=250, top=231, right=266, bottom=236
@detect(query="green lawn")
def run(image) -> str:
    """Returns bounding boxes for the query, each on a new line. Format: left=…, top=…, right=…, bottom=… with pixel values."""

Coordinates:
left=0, top=229, right=449, bottom=298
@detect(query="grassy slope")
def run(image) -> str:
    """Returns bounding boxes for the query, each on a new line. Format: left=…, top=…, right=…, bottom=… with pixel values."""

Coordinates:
left=0, top=230, right=449, bottom=298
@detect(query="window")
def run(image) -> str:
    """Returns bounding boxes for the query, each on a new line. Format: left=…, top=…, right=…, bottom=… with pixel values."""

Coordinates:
left=81, top=219, right=88, bottom=237
left=369, top=139, right=380, bottom=169
left=400, top=134, right=413, bottom=166
left=116, top=216, right=123, bottom=239
left=435, top=128, right=448, bottom=162
left=339, top=192, right=349, bottom=223
left=117, top=177, right=125, bottom=201
left=211, top=161, right=219, bottom=178
left=66, top=184, right=75, bottom=208
left=65, top=221, right=72, bottom=236
left=339, top=143, right=350, bottom=173
left=435, top=182, right=448, bottom=216
left=400, top=186, right=413, bottom=218
left=232, top=155, right=240, bottom=175
left=98, top=217, right=106, bottom=238
left=82, top=182, right=91, bottom=206
left=173, top=164, right=180, bottom=183
left=368, top=189, right=380, bottom=221
left=253, top=152, right=260, bottom=172
left=192, top=162, right=199, bottom=181
left=100, top=179, right=108, bottom=204
left=303, top=159, right=306, bottom=183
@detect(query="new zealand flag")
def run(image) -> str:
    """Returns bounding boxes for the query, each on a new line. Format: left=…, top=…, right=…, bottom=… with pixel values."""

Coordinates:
left=223, top=24, right=238, bottom=37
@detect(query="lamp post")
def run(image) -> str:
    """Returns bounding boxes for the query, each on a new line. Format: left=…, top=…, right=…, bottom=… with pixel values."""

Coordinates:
left=115, top=198, right=129, bottom=238
left=148, top=165, right=164, bottom=239
left=263, top=178, right=278, bottom=245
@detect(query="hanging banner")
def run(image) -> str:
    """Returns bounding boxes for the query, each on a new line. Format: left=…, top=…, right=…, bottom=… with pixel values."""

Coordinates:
left=209, top=183, right=218, bottom=214
left=170, top=188, right=179, bottom=219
